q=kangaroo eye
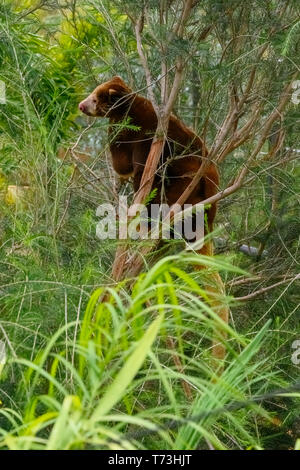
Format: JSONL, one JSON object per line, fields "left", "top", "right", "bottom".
{"left": 93, "top": 99, "right": 97, "bottom": 103}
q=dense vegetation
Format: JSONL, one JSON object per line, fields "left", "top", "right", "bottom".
{"left": 0, "top": 0, "right": 299, "bottom": 450}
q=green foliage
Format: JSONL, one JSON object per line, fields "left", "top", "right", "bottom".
{"left": 1, "top": 252, "right": 294, "bottom": 450}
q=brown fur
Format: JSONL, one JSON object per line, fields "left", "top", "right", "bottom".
{"left": 79, "top": 76, "right": 219, "bottom": 232}
{"left": 80, "top": 77, "right": 227, "bottom": 363}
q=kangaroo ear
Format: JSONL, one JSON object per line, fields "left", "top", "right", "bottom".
{"left": 108, "top": 88, "right": 123, "bottom": 104}
{"left": 109, "top": 76, "right": 132, "bottom": 95}
{"left": 108, "top": 84, "right": 130, "bottom": 105}
{"left": 108, "top": 88, "right": 119, "bottom": 96}
{"left": 108, "top": 87, "right": 126, "bottom": 106}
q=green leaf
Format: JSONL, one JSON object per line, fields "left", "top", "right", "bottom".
{"left": 91, "top": 313, "right": 164, "bottom": 419}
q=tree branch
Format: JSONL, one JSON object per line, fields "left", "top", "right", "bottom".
{"left": 235, "top": 274, "right": 299, "bottom": 301}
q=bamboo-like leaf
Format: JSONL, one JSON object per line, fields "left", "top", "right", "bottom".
{"left": 91, "top": 313, "right": 164, "bottom": 419}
